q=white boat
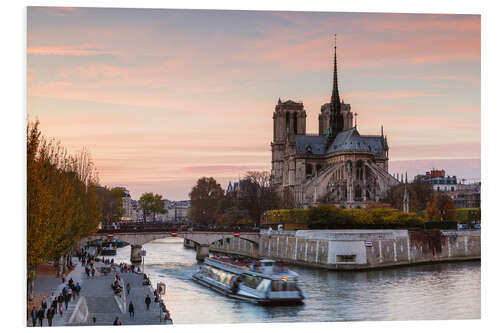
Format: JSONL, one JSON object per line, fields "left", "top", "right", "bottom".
{"left": 192, "top": 257, "right": 304, "bottom": 305}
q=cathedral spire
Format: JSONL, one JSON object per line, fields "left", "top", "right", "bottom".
{"left": 329, "top": 34, "right": 344, "bottom": 139}
{"left": 331, "top": 34, "right": 340, "bottom": 108}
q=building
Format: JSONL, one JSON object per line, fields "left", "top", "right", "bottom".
{"left": 167, "top": 200, "right": 191, "bottom": 222}
{"left": 121, "top": 189, "right": 133, "bottom": 220}
{"left": 271, "top": 37, "right": 398, "bottom": 208}
{"left": 414, "top": 169, "right": 458, "bottom": 199}
{"left": 455, "top": 182, "right": 481, "bottom": 208}
{"left": 226, "top": 181, "right": 240, "bottom": 195}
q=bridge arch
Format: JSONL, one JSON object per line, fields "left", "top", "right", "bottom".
{"left": 83, "top": 231, "right": 260, "bottom": 263}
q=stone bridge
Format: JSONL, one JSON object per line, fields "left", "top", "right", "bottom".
{"left": 83, "top": 231, "right": 260, "bottom": 263}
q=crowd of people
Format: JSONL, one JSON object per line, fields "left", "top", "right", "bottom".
{"left": 29, "top": 246, "right": 173, "bottom": 327}
{"left": 29, "top": 277, "right": 82, "bottom": 327}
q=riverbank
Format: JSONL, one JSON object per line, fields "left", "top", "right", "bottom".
{"left": 29, "top": 256, "right": 172, "bottom": 326}
{"left": 208, "top": 229, "right": 480, "bottom": 270}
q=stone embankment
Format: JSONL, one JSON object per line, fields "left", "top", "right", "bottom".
{"left": 208, "top": 229, "right": 480, "bottom": 270}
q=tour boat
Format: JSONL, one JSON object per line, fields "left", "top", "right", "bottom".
{"left": 192, "top": 256, "right": 304, "bottom": 305}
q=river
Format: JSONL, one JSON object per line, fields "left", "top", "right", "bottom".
{"left": 112, "top": 238, "right": 480, "bottom": 324}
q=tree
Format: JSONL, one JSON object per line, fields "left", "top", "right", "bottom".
{"left": 238, "top": 171, "right": 279, "bottom": 227}
{"left": 27, "top": 120, "right": 101, "bottom": 298}
{"left": 138, "top": 192, "right": 166, "bottom": 223}
{"left": 189, "top": 177, "right": 224, "bottom": 226}
{"left": 425, "top": 192, "right": 457, "bottom": 221}
{"left": 96, "top": 186, "right": 126, "bottom": 224}
{"left": 382, "top": 181, "right": 433, "bottom": 212}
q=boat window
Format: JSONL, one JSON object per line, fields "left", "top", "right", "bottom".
{"left": 201, "top": 265, "right": 236, "bottom": 286}
{"left": 256, "top": 279, "right": 271, "bottom": 293}
{"left": 270, "top": 279, "right": 298, "bottom": 292}
{"left": 240, "top": 274, "right": 263, "bottom": 289}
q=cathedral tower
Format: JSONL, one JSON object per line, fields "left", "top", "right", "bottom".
{"left": 271, "top": 98, "right": 306, "bottom": 186}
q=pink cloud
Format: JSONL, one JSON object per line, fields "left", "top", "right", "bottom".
{"left": 27, "top": 45, "right": 118, "bottom": 56}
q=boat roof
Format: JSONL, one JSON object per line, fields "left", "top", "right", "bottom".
{"left": 204, "top": 258, "right": 298, "bottom": 279}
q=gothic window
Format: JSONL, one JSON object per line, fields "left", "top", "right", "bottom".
{"left": 286, "top": 112, "right": 290, "bottom": 133}
{"left": 306, "top": 164, "right": 313, "bottom": 176}
{"left": 356, "top": 160, "right": 363, "bottom": 180}
{"left": 293, "top": 112, "right": 298, "bottom": 134}
{"left": 316, "top": 164, "right": 322, "bottom": 174}
{"left": 346, "top": 160, "right": 353, "bottom": 177}
{"left": 355, "top": 185, "right": 362, "bottom": 201}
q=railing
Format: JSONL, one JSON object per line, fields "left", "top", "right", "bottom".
{"left": 97, "top": 223, "right": 260, "bottom": 234}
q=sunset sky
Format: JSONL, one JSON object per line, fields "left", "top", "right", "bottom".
{"left": 27, "top": 7, "right": 481, "bottom": 200}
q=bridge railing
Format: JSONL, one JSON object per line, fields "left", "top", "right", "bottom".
{"left": 97, "top": 223, "right": 260, "bottom": 234}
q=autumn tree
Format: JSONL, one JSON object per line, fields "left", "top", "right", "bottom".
{"left": 238, "top": 171, "right": 279, "bottom": 227}
{"left": 189, "top": 177, "right": 224, "bottom": 226}
{"left": 138, "top": 192, "right": 166, "bottom": 223}
{"left": 27, "top": 120, "right": 101, "bottom": 298}
{"left": 425, "top": 192, "right": 457, "bottom": 221}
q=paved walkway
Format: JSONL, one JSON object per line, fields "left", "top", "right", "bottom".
{"left": 31, "top": 256, "right": 168, "bottom": 326}
{"left": 29, "top": 257, "right": 85, "bottom": 327}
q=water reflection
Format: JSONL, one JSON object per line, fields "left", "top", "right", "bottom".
{"left": 112, "top": 239, "right": 480, "bottom": 324}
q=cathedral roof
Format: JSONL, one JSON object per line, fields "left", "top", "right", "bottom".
{"left": 295, "top": 128, "right": 385, "bottom": 157}
{"left": 326, "top": 127, "right": 384, "bottom": 155}
{"left": 295, "top": 135, "right": 328, "bottom": 155}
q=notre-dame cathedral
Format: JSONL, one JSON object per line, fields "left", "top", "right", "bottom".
{"left": 271, "top": 38, "right": 399, "bottom": 208}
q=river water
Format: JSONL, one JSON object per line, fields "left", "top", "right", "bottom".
{"left": 113, "top": 238, "right": 480, "bottom": 324}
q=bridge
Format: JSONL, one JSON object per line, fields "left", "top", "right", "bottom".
{"left": 83, "top": 227, "right": 260, "bottom": 262}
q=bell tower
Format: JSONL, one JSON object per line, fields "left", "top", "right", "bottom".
{"left": 271, "top": 98, "right": 306, "bottom": 186}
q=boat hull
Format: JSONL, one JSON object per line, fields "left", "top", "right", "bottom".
{"left": 192, "top": 274, "right": 303, "bottom": 306}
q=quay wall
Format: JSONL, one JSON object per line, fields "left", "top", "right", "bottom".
{"left": 209, "top": 229, "right": 480, "bottom": 270}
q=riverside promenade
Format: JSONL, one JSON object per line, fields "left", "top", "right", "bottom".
{"left": 30, "top": 257, "right": 169, "bottom": 326}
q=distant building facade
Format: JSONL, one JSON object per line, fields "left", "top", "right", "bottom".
{"left": 414, "top": 169, "right": 458, "bottom": 199}
{"left": 271, "top": 38, "right": 398, "bottom": 208}
{"left": 455, "top": 182, "right": 481, "bottom": 208}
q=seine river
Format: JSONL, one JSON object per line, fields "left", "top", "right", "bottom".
{"left": 113, "top": 238, "right": 480, "bottom": 324}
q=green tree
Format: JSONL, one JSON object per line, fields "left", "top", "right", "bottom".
{"left": 96, "top": 186, "right": 126, "bottom": 223}
{"left": 189, "top": 177, "right": 224, "bottom": 226}
{"left": 138, "top": 192, "right": 166, "bottom": 223}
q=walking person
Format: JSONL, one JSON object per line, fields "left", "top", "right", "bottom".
{"left": 91, "top": 267, "right": 95, "bottom": 278}
{"left": 58, "top": 303, "right": 63, "bottom": 317}
{"left": 126, "top": 283, "right": 131, "bottom": 295}
{"left": 145, "top": 294, "right": 151, "bottom": 310}
{"left": 64, "top": 293, "right": 70, "bottom": 310}
{"left": 92, "top": 314, "right": 96, "bottom": 323}
{"left": 41, "top": 297, "right": 47, "bottom": 313}
{"left": 128, "top": 302, "right": 134, "bottom": 317}
{"left": 47, "top": 307, "right": 54, "bottom": 327}
{"left": 30, "top": 308, "right": 37, "bottom": 327}
{"left": 75, "top": 282, "right": 81, "bottom": 299}
{"left": 37, "top": 308, "right": 45, "bottom": 327}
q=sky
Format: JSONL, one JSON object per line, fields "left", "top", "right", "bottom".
{"left": 27, "top": 7, "right": 481, "bottom": 200}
